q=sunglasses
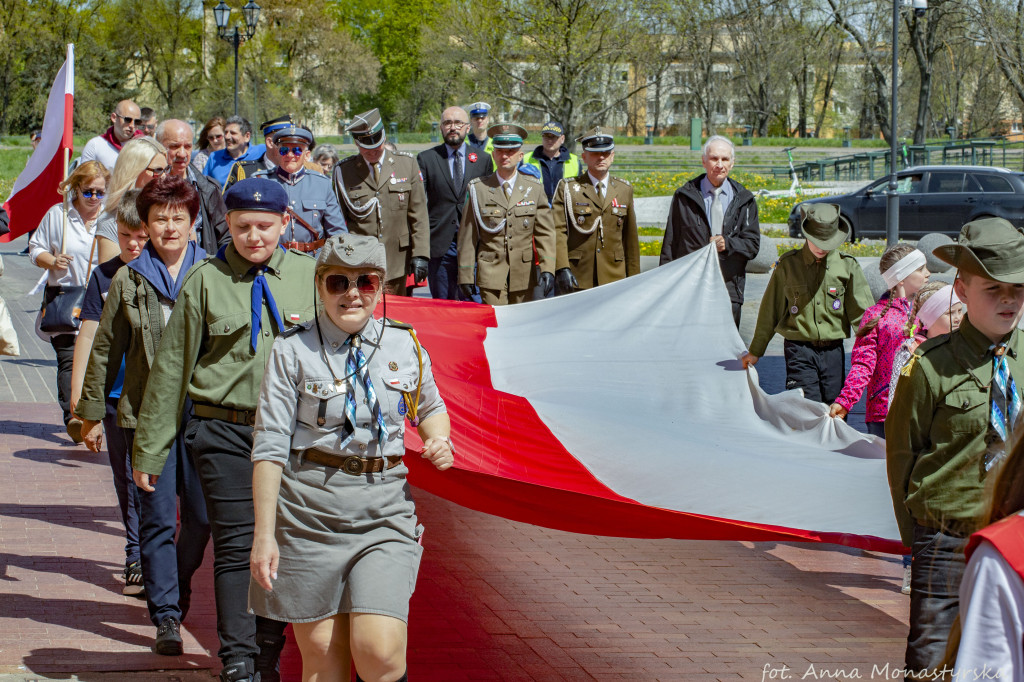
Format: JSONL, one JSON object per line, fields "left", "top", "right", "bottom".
{"left": 80, "top": 190, "right": 106, "bottom": 199}
{"left": 146, "top": 165, "right": 170, "bottom": 175}
{"left": 324, "top": 273, "right": 381, "bottom": 295}
{"left": 278, "top": 146, "right": 306, "bottom": 157}
{"left": 114, "top": 113, "right": 142, "bottom": 126}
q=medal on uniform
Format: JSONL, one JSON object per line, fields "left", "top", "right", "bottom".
{"left": 578, "top": 215, "right": 585, "bottom": 225}
{"left": 524, "top": 218, "right": 530, "bottom": 228}
{"left": 832, "top": 299, "right": 841, "bottom": 310}
{"left": 388, "top": 361, "right": 398, "bottom": 371}
{"left": 573, "top": 183, "right": 580, "bottom": 192}
{"left": 790, "top": 305, "right": 798, "bottom": 314}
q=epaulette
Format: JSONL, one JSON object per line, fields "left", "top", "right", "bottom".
{"left": 837, "top": 251, "right": 860, "bottom": 260}
{"left": 916, "top": 334, "right": 951, "bottom": 356}
{"left": 281, "top": 321, "right": 311, "bottom": 336}
{"left": 777, "top": 247, "right": 802, "bottom": 263}
{"left": 612, "top": 176, "right": 631, "bottom": 187}
{"left": 340, "top": 154, "right": 359, "bottom": 164}
{"left": 385, "top": 318, "right": 414, "bottom": 330}
{"left": 468, "top": 177, "right": 482, "bottom": 185}
{"left": 250, "top": 169, "right": 270, "bottom": 178}
{"left": 284, "top": 248, "right": 317, "bottom": 260}
{"left": 394, "top": 151, "right": 415, "bottom": 159}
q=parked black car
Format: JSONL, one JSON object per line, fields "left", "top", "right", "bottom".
{"left": 788, "top": 166, "right": 1024, "bottom": 240}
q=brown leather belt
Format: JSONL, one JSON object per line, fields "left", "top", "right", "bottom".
{"left": 302, "top": 449, "right": 403, "bottom": 476}
{"left": 281, "top": 239, "right": 325, "bottom": 253}
{"left": 193, "top": 403, "right": 257, "bottom": 426}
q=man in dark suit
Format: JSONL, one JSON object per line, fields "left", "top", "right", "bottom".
{"left": 417, "top": 105, "right": 494, "bottom": 300}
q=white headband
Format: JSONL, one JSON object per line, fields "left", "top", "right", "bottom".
{"left": 917, "top": 285, "right": 960, "bottom": 330}
{"left": 882, "top": 250, "right": 927, "bottom": 289}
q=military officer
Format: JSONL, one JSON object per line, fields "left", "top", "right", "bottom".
{"left": 552, "top": 127, "right": 640, "bottom": 294}
{"left": 457, "top": 123, "right": 556, "bottom": 305}
{"left": 466, "top": 102, "right": 494, "bottom": 156}
{"left": 251, "top": 126, "right": 347, "bottom": 252}
{"left": 332, "top": 108, "right": 429, "bottom": 295}
{"left": 223, "top": 115, "right": 293, "bottom": 191}
{"left": 131, "top": 178, "right": 318, "bottom": 682}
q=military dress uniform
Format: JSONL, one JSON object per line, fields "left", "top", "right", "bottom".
{"left": 132, "top": 179, "right": 316, "bottom": 682}
{"left": 886, "top": 218, "right": 1024, "bottom": 678}
{"left": 333, "top": 109, "right": 429, "bottom": 294}
{"left": 748, "top": 204, "right": 874, "bottom": 405}
{"left": 457, "top": 124, "right": 557, "bottom": 305}
{"left": 224, "top": 115, "right": 324, "bottom": 192}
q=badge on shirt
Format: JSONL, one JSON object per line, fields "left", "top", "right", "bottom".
{"left": 389, "top": 361, "right": 398, "bottom": 371}
{"left": 832, "top": 299, "right": 841, "bottom": 310}
{"left": 790, "top": 305, "right": 799, "bottom": 314}
{"left": 288, "top": 313, "right": 302, "bottom": 322}
{"left": 468, "top": 152, "right": 478, "bottom": 163}
{"left": 398, "top": 396, "right": 407, "bottom": 416}
{"left": 828, "top": 287, "right": 837, "bottom": 295}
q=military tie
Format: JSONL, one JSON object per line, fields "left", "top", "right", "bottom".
{"left": 597, "top": 181, "right": 605, "bottom": 198}
{"left": 346, "top": 334, "right": 389, "bottom": 449}
{"left": 710, "top": 185, "right": 725, "bottom": 236}
{"left": 452, "top": 150, "right": 462, "bottom": 188}
{"left": 372, "top": 162, "right": 381, "bottom": 183}
{"left": 987, "top": 343, "right": 1021, "bottom": 471}
{"left": 503, "top": 180, "right": 512, "bottom": 199}
{"left": 248, "top": 266, "right": 283, "bottom": 352}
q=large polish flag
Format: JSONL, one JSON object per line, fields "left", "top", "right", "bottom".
{"left": 388, "top": 245, "right": 905, "bottom": 554}
{"left": 1, "top": 44, "right": 74, "bottom": 243}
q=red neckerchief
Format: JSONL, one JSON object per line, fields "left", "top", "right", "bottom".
{"left": 100, "top": 126, "right": 125, "bottom": 151}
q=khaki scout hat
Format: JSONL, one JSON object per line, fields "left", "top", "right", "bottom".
{"left": 346, "top": 109, "right": 386, "bottom": 149}
{"left": 487, "top": 123, "right": 527, "bottom": 149}
{"left": 800, "top": 203, "right": 850, "bottom": 252}
{"left": 316, "top": 234, "right": 387, "bottom": 274}
{"left": 933, "top": 217, "right": 1024, "bottom": 284}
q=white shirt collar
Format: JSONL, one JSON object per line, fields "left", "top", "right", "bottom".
{"left": 588, "top": 172, "right": 608, "bottom": 191}
{"left": 497, "top": 170, "right": 518, "bottom": 191}
{"left": 365, "top": 150, "right": 387, "bottom": 175}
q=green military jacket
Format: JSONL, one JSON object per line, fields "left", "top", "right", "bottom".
{"left": 885, "top": 316, "right": 1024, "bottom": 545}
{"left": 77, "top": 267, "right": 174, "bottom": 428}
{"left": 748, "top": 244, "right": 874, "bottom": 357}
{"left": 131, "top": 244, "right": 316, "bottom": 475}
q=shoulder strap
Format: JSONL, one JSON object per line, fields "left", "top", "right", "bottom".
{"left": 967, "top": 512, "right": 1024, "bottom": 583}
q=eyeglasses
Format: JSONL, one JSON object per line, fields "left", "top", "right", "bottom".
{"left": 324, "top": 273, "right": 381, "bottom": 295}
{"left": 441, "top": 120, "right": 467, "bottom": 129}
{"left": 80, "top": 190, "right": 106, "bottom": 199}
{"left": 278, "top": 146, "right": 306, "bottom": 157}
{"left": 114, "top": 113, "right": 142, "bottom": 126}
{"left": 145, "top": 165, "right": 169, "bottom": 175}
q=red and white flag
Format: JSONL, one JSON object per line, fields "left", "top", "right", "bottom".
{"left": 0, "top": 44, "right": 74, "bottom": 243}
{"left": 385, "top": 245, "right": 905, "bottom": 554}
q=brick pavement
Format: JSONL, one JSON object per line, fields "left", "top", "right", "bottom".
{"left": 0, "top": 239, "right": 907, "bottom": 681}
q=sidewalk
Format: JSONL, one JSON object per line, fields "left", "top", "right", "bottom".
{"left": 0, "top": 241, "right": 904, "bottom": 680}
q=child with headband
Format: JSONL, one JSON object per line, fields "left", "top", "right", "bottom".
{"left": 829, "top": 244, "right": 930, "bottom": 437}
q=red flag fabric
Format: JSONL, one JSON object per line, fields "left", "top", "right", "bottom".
{"left": 1, "top": 44, "right": 74, "bottom": 243}
{"left": 383, "top": 246, "right": 906, "bottom": 554}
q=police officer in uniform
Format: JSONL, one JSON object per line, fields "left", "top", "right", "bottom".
{"left": 332, "top": 108, "right": 429, "bottom": 295}
{"left": 457, "top": 123, "right": 556, "bottom": 305}
{"left": 466, "top": 101, "right": 494, "bottom": 155}
{"left": 131, "top": 178, "right": 319, "bottom": 682}
{"left": 223, "top": 115, "right": 294, "bottom": 191}
{"left": 252, "top": 126, "right": 347, "bottom": 252}
{"left": 551, "top": 127, "right": 640, "bottom": 294}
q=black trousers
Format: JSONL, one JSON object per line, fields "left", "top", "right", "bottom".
{"left": 783, "top": 339, "right": 845, "bottom": 405}
{"left": 49, "top": 334, "right": 76, "bottom": 426}
{"left": 184, "top": 417, "right": 285, "bottom": 664}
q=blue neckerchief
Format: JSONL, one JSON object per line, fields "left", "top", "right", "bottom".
{"left": 127, "top": 240, "right": 206, "bottom": 302}
{"left": 216, "top": 245, "right": 285, "bottom": 351}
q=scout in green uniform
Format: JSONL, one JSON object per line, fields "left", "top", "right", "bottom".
{"left": 886, "top": 218, "right": 1024, "bottom": 679}
{"left": 551, "top": 127, "right": 640, "bottom": 294}
{"left": 742, "top": 203, "right": 874, "bottom": 404}
{"left": 131, "top": 178, "right": 316, "bottom": 682}
{"left": 333, "top": 108, "right": 429, "bottom": 295}
{"left": 457, "top": 123, "right": 557, "bottom": 304}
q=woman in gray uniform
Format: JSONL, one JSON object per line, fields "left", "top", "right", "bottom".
{"left": 249, "top": 233, "right": 454, "bottom": 682}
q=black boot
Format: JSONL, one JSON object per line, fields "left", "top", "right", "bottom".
{"left": 220, "top": 658, "right": 257, "bottom": 682}
{"left": 254, "top": 630, "right": 286, "bottom": 682}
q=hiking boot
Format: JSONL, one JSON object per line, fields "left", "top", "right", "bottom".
{"left": 122, "top": 561, "right": 144, "bottom": 597}
{"left": 220, "top": 658, "right": 257, "bottom": 682}
{"left": 154, "top": 616, "right": 183, "bottom": 655}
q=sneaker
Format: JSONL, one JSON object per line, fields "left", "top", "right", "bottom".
{"left": 66, "top": 418, "right": 84, "bottom": 444}
{"left": 154, "top": 616, "right": 184, "bottom": 655}
{"left": 122, "top": 561, "right": 145, "bottom": 597}
{"left": 902, "top": 565, "right": 912, "bottom": 595}
{"left": 220, "top": 659, "right": 256, "bottom": 682}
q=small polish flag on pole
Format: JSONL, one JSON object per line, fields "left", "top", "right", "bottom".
{"left": 0, "top": 44, "right": 75, "bottom": 243}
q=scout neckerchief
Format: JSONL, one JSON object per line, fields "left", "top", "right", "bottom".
{"left": 216, "top": 244, "right": 284, "bottom": 352}
{"left": 987, "top": 342, "right": 1021, "bottom": 471}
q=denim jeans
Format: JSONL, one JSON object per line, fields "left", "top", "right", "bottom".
{"left": 905, "top": 524, "right": 968, "bottom": 678}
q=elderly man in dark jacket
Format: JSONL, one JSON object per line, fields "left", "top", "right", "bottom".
{"left": 659, "top": 135, "right": 760, "bottom": 326}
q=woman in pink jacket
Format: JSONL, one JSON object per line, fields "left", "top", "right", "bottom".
{"left": 828, "top": 244, "right": 929, "bottom": 437}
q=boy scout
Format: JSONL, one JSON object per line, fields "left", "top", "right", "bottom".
{"left": 457, "top": 123, "right": 556, "bottom": 304}
{"left": 886, "top": 218, "right": 1024, "bottom": 679}
{"left": 332, "top": 108, "right": 429, "bottom": 294}
{"left": 131, "top": 178, "right": 316, "bottom": 682}
{"left": 551, "top": 127, "right": 640, "bottom": 294}
{"left": 742, "top": 203, "right": 874, "bottom": 404}
{"left": 251, "top": 126, "right": 347, "bottom": 252}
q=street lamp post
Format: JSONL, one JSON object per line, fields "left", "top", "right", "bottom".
{"left": 213, "top": 0, "right": 261, "bottom": 117}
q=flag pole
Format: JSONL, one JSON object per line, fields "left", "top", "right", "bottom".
{"left": 59, "top": 147, "right": 69, "bottom": 255}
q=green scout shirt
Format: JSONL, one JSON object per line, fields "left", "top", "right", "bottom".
{"left": 131, "top": 245, "right": 316, "bottom": 475}
{"left": 748, "top": 244, "right": 874, "bottom": 358}
{"left": 885, "top": 316, "right": 1023, "bottom": 545}
{"left": 77, "top": 268, "right": 172, "bottom": 428}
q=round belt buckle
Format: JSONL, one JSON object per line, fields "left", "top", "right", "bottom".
{"left": 343, "top": 456, "right": 363, "bottom": 475}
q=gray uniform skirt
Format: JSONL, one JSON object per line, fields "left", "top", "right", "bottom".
{"left": 248, "top": 454, "right": 423, "bottom": 623}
